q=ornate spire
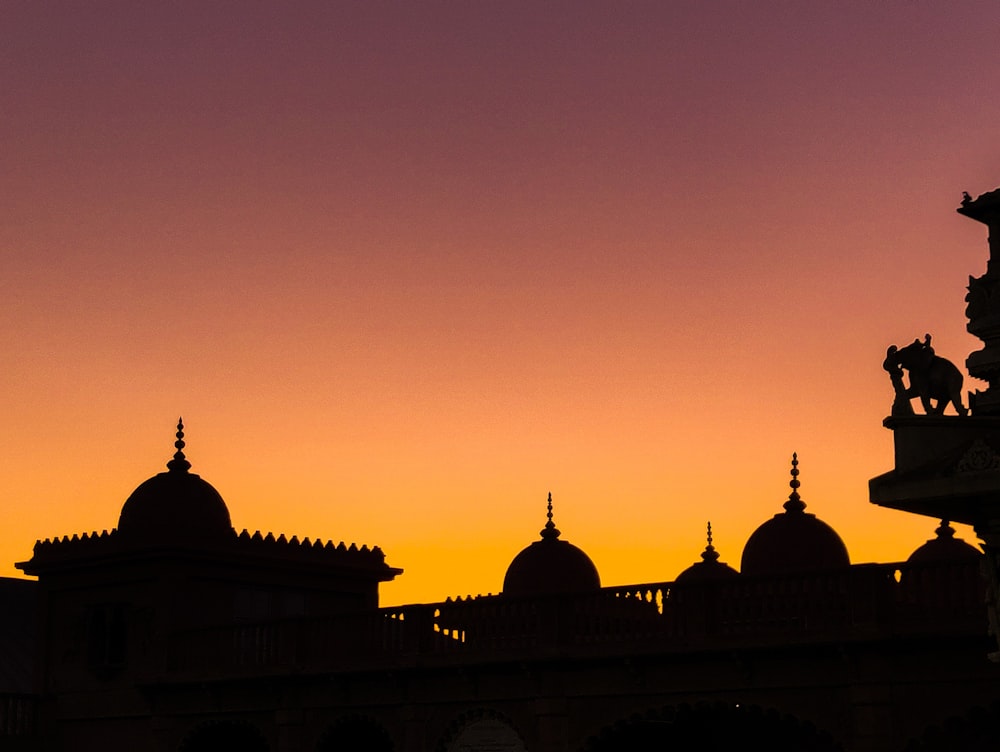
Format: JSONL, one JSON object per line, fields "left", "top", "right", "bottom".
{"left": 783, "top": 452, "right": 806, "bottom": 512}
{"left": 540, "top": 491, "right": 561, "bottom": 540}
{"left": 935, "top": 519, "right": 956, "bottom": 540}
{"left": 166, "top": 417, "right": 191, "bottom": 473}
{"left": 701, "top": 521, "right": 720, "bottom": 563}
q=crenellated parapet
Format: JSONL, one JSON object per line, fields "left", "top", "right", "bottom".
{"left": 230, "top": 528, "right": 393, "bottom": 571}
{"left": 20, "top": 525, "right": 394, "bottom": 576}
{"left": 21, "top": 529, "right": 123, "bottom": 571}
{"left": 37, "top": 529, "right": 117, "bottom": 546}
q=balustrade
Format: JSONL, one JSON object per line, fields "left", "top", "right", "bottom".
{"left": 163, "top": 560, "right": 985, "bottom": 679}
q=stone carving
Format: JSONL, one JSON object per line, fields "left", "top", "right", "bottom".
{"left": 960, "top": 188, "right": 1000, "bottom": 415}
{"left": 956, "top": 439, "right": 1000, "bottom": 473}
{"left": 884, "top": 334, "right": 968, "bottom": 416}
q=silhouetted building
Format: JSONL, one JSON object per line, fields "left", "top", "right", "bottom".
{"left": 502, "top": 492, "right": 601, "bottom": 597}
{"left": 673, "top": 523, "right": 738, "bottom": 584}
{"left": 1, "top": 424, "right": 995, "bottom": 752}
{"left": 871, "top": 186, "right": 1000, "bottom": 659}
{"left": 741, "top": 453, "right": 851, "bottom": 576}
{"left": 7, "top": 192, "right": 1000, "bottom": 751}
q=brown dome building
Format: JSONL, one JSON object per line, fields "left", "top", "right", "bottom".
{"left": 502, "top": 493, "right": 601, "bottom": 596}
{"left": 117, "top": 420, "right": 233, "bottom": 544}
{"left": 675, "top": 522, "right": 739, "bottom": 583}
{"left": 907, "top": 520, "right": 982, "bottom": 565}
{"left": 740, "top": 454, "right": 850, "bottom": 576}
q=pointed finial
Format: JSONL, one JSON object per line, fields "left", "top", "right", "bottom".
{"left": 783, "top": 452, "right": 806, "bottom": 512}
{"left": 540, "top": 491, "right": 561, "bottom": 539}
{"left": 935, "top": 519, "right": 956, "bottom": 540}
{"left": 701, "top": 521, "right": 720, "bottom": 563}
{"left": 166, "top": 417, "right": 191, "bottom": 472}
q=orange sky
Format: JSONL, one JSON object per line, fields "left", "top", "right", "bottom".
{"left": 3, "top": 2, "right": 999, "bottom": 605}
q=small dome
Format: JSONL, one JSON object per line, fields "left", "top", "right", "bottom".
{"left": 675, "top": 522, "right": 739, "bottom": 583}
{"left": 117, "top": 420, "right": 233, "bottom": 544}
{"left": 502, "top": 493, "right": 600, "bottom": 596}
{"left": 907, "top": 520, "right": 981, "bottom": 564}
{"left": 740, "top": 454, "right": 850, "bottom": 576}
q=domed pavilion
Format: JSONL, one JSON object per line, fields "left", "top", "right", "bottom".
{"left": 907, "top": 520, "right": 981, "bottom": 565}
{"left": 740, "top": 454, "right": 850, "bottom": 576}
{"left": 675, "top": 522, "right": 739, "bottom": 583}
{"left": 116, "top": 420, "right": 233, "bottom": 544}
{"left": 502, "top": 493, "right": 601, "bottom": 596}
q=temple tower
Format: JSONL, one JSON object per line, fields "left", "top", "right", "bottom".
{"left": 961, "top": 189, "right": 1000, "bottom": 414}
{"left": 870, "top": 188, "right": 1000, "bottom": 657}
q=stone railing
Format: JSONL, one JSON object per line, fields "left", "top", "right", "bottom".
{"left": 162, "top": 560, "right": 985, "bottom": 680}
{"left": 0, "top": 693, "right": 37, "bottom": 737}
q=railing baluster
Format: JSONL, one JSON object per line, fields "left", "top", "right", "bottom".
{"left": 160, "top": 560, "right": 985, "bottom": 678}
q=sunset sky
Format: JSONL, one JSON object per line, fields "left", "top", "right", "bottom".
{"left": 3, "top": 2, "right": 1000, "bottom": 605}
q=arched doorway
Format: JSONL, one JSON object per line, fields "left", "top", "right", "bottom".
{"left": 437, "top": 709, "right": 527, "bottom": 752}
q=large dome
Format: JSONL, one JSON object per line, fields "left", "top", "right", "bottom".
{"left": 502, "top": 494, "right": 600, "bottom": 596}
{"left": 117, "top": 421, "right": 233, "bottom": 544}
{"left": 675, "top": 522, "right": 739, "bottom": 583}
{"left": 740, "top": 454, "right": 850, "bottom": 576}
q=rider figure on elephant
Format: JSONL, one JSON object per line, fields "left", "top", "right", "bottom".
{"left": 883, "top": 334, "right": 968, "bottom": 417}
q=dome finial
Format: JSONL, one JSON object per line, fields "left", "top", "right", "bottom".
{"left": 935, "top": 519, "right": 956, "bottom": 539}
{"left": 783, "top": 452, "right": 806, "bottom": 512}
{"left": 540, "top": 491, "right": 561, "bottom": 539}
{"left": 166, "top": 417, "right": 191, "bottom": 473}
{"left": 701, "top": 521, "right": 720, "bottom": 563}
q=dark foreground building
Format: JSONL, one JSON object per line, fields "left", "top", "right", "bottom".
{"left": 6, "top": 192, "right": 1000, "bottom": 751}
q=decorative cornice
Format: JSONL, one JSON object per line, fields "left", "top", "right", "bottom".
{"left": 19, "top": 526, "right": 393, "bottom": 573}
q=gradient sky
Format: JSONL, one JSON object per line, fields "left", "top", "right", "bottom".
{"left": 3, "top": 2, "right": 1000, "bottom": 605}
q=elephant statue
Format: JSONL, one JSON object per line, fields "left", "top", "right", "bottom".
{"left": 884, "top": 334, "right": 968, "bottom": 416}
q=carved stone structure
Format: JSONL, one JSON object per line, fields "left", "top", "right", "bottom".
{"left": 883, "top": 335, "right": 967, "bottom": 416}
{"left": 961, "top": 189, "right": 1000, "bottom": 415}
{"left": 871, "top": 187, "right": 1000, "bottom": 660}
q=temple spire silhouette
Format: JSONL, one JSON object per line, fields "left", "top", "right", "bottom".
{"left": 166, "top": 417, "right": 191, "bottom": 473}
{"left": 540, "top": 491, "right": 561, "bottom": 539}
{"left": 783, "top": 452, "right": 805, "bottom": 513}
{"left": 701, "top": 521, "right": 720, "bottom": 563}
